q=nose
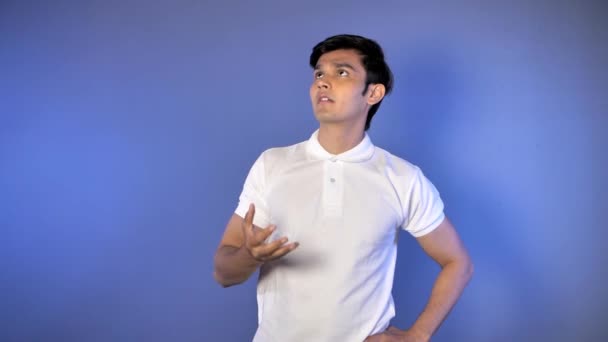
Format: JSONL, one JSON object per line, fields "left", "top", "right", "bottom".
{"left": 315, "top": 77, "right": 330, "bottom": 89}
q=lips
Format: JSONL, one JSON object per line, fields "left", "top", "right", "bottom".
{"left": 316, "top": 93, "right": 334, "bottom": 104}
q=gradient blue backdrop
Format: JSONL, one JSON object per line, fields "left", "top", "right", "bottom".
{"left": 2, "top": 1, "right": 607, "bottom": 341}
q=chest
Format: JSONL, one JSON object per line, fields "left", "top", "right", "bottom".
{"left": 264, "top": 161, "right": 403, "bottom": 253}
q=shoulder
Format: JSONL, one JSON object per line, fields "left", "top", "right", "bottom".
{"left": 372, "top": 146, "right": 421, "bottom": 180}
{"left": 254, "top": 139, "right": 308, "bottom": 175}
{"left": 260, "top": 140, "right": 307, "bottom": 163}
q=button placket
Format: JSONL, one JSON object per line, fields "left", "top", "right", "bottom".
{"left": 323, "top": 158, "right": 343, "bottom": 217}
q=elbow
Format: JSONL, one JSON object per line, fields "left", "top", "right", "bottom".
{"left": 213, "top": 246, "right": 250, "bottom": 288}
{"left": 213, "top": 270, "right": 234, "bottom": 288}
{"left": 213, "top": 251, "right": 234, "bottom": 287}
{"left": 446, "top": 256, "right": 474, "bottom": 282}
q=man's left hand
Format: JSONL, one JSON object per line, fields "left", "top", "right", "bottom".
{"left": 364, "top": 326, "right": 429, "bottom": 342}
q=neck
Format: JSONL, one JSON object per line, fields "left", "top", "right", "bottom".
{"left": 317, "top": 123, "right": 365, "bottom": 154}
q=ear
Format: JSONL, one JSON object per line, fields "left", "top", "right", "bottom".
{"left": 366, "top": 84, "right": 386, "bottom": 106}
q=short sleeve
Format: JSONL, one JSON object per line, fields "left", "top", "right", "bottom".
{"left": 401, "top": 167, "right": 445, "bottom": 237}
{"left": 234, "top": 153, "right": 271, "bottom": 228}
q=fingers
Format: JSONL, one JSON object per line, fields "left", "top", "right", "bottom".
{"left": 241, "top": 203, "right": 299, "bottom": 262}
{"left": 243, "top": 204, "right": 269, "bottom": 244}
{"left": 258, "top": 237, "right": 298, "bottom": 257}
{"left": 254, "top": 224, "right": 276, "bottom": 244}
{"left": 244, "top": 224, "right": 276, "bottom": 249}
{"left": 249, "top": 238, "right": 299, "bottom": 262}
{"left": 268, "top": 242, "right": 299, "bottom": 259}
{"left": 243, "top": 203, "right": 255, "bottom": 233}
{"left": 256, "top": 235, "right": 288, "bottom": 254}
{"left": 243, "top": 206, "right": 276, "bottom": 245}
{"left": 364, "top": 326, "right": 402, "bottom": 342}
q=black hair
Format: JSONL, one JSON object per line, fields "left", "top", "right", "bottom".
{"left": 309, "top": 34, "right": 394, "bottom": 130}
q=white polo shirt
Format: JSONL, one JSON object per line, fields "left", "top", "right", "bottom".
{"left": 235, "top": 130, "right": 445, "bottom": 342}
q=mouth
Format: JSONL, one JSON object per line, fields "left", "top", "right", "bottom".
{"left": 316, "top": 94, "right": 334, "bottom": 104}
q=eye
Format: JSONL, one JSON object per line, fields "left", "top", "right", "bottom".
{"left": 338, "top": 69, "right": 349, "bottom": 77}
{"left": 314, "top": 71, "right": 324, "bottom": 79}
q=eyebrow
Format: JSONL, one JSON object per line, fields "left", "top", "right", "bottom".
{"left": 314, "top": 62, "right": 358, "bottom": 71}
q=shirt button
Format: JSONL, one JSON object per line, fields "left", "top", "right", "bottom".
{"left": 330, "top": 177, "right": 336, "bottom": 183}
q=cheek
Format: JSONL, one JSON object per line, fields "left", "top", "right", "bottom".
{"left": 344, "top": 90, "right": 362, "bottom": 104}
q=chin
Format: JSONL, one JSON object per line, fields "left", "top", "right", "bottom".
{"left": 314, "top": 114, "right": 340, "bottom": 124}
{"left": 314, "top": 109, "right": 337, "bottom": 118}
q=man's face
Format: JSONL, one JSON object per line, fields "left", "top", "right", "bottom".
{"left": 310, "top": 49, "right": 373, "bottom": 128}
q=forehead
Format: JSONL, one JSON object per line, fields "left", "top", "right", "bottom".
{"left": 316, "top": 49, "right": 364, "bottom": 69}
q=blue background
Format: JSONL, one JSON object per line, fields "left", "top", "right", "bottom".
{"left": 2, "top": 1, "right": 607, "bottom": 341}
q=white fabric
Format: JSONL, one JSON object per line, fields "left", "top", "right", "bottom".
{"left": 235, "top": 130, "right": 445, "bottom": 342}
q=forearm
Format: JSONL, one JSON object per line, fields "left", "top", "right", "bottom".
{"left": 213, "top": 245, "right": 262, "bottom": 287}
{"left": 408, "top": 259, "right": 474, "bottom": 340}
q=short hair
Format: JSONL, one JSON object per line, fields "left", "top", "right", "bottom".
{"left": 309, "top": 34, "right": 394, "bottom": 130}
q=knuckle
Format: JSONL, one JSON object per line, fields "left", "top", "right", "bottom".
{"left": 252, "top": 246, "right": 267, "bottom": 257}
{"left": 251, "top": 250, "right": 261, "bottom": 259}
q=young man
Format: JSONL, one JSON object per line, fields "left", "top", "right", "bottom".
{"left": 214, "top": 34, "right": 473, "bottom": 342}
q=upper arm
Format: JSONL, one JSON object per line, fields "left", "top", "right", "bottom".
{"left": 415, "top": 216, "right": 471, "bottom": 267}
{"left": 218, "top": 151, "right": 269, "bottom": 251}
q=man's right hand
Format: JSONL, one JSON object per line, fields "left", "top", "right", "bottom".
{"left": 241, "top": 203, "right": 299, "bottom": 263}
{"left": 213, "top": 203, "right": 299, "bottom": 286}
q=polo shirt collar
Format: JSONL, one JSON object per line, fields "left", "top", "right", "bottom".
{"left": 306, "top": 129, "right": 375, "bottom": 162}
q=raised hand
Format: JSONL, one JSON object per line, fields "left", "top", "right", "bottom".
{"left": 241, "top": 203, "right": 298, "bottom": 262}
